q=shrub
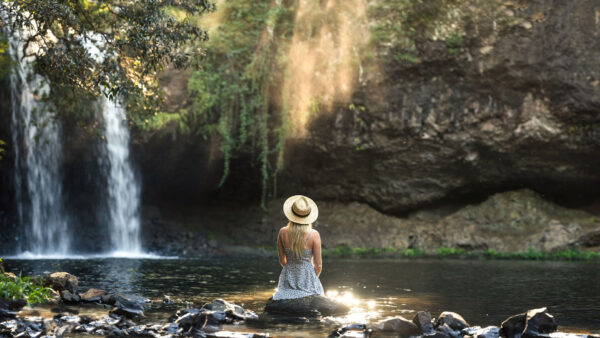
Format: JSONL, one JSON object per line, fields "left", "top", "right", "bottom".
{"left": 0, "top": 259, "right": 53, "bottom": 305}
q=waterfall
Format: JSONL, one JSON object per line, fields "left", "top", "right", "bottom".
{"left": 6, "top": 25, "right": 71, "bottom": 256}
{"left": 100, "top": 97, "right": 142, "bottom": 255}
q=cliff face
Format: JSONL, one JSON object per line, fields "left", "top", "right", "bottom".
{"left": 271, "top": 0, "right": 600, "bottom": 213}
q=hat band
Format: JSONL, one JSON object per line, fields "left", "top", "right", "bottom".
{"left": 292, "top": 207, "right": 311, "bottom": 218}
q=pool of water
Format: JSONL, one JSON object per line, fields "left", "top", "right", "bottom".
{"left": 3, "top": 258, "right": 599, "bottom": 336}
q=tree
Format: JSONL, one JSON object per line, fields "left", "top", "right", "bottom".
{"left": 0, "top": 0, "right": 214, "bottom": 112}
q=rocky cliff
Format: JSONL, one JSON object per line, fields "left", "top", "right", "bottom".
{"left": 273, "top": 0, "right": 600, "bottom": 214}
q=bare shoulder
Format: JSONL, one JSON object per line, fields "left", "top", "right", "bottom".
{"left": 311, "top": 228, "right": 321, "bottom": 240}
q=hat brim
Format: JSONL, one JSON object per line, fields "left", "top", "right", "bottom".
{"left": 283, "top": 195, "right": 319, "bottom": 225}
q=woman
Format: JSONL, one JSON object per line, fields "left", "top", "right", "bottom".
{"left": 272, "top": 195, "right": 324, "bottom": 300}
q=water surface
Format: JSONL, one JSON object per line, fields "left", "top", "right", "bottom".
{"left": 4, "top": 258, "right": 599, "bottom": 336}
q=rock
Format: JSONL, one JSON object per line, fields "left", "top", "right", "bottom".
{"left": 463, "top": 326, "right": 500, "bottom": 338}
{"left": 79, "top": 288, "right": 107, "bottom": 303}
{"left": 501, "top": 308, "right": 557, "bottom": 338}
{"left": 329, "top": 324, "right": 371, "bottom": 338}
{"left": 437, "top": 323, "right": 462, "bottom": 338}
{"left": 43, "top": 272, "right": 78, "bottom": 293}
{"left": 202, "top": 299, "right": 258, "bottom": 321}
{"left": 0, "top": 300, "right": 18, "bottom": 320}
{"left": 523, "top": 307, "right": 558, "bottom": 337}
{"left": 60, "top": 290, "right": 81, "bottom": 303}
{"left": 412, "top": 311, "right": 434, "bottom": 334}
{"left": 436, "top": 311, "right": 469, "bottom": 331}
{"left": 501, "top": 313, "right": 527, "bottom": 337}
{"left": 264, "top": 295, "right": 350, "bottom": 316}
{"left": 2, "top": 272, "right": 17, "bottom": 281}
{"left": 371, "top": 316, "right": 421, "bottom": 337}
{"left": 109, "top": 294, "right": 147, "bottom": 318}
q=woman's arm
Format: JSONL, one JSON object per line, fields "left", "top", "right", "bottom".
{"left": 312, "top": 230, "right": 322, "bottom": 277}
{"left": 277, "top": 228, "right": 287, "bottom": 267}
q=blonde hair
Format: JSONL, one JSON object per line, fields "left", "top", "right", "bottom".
{"left": 287, "top": 221, "right": 312, "bottom": 258}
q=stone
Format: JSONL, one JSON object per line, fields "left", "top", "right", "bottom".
{"left": 371, "top": 317, "right": 421, "bottom": 337}
{"left": 436, "top": 311, "right": 469, "bottom": 331}
{"left": 328, "top": 324, "right": 370, "bottom": 338}
{"left": 2, "top": 272, "right": 17, "bottom": 281}
{"left": 437, "top": 323, "right": 462, "bottom": 338}
{"left": 109, "top": 294, "right": 147, "bottom": 318}
{"left": 79, "top": 288, "right": 107, "bottom": 303}
{"left": 43, "top": 272, "right": 78, "bottom": 293}
{"left": 413, "top": 311, "right": 434, "bottom": 334}
{"left": 463, "top": 326, "right": 500, "bottom": 338}
{"left": 60, "top": 290, "right": 81, "bottom": 303}
{"left": 0, "top": 300, "right": 18, "bottom": 321}
{"left": 264, "top": 295, "right": 350, "bottom": 316}
{"left": 523, "top": 307, "right": 558, "bottom": 337}
{"left": 501, "top": 313, "right": 526, "bottom": 337}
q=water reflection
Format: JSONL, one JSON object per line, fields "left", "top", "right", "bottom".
{"left": 3, "top": 258, "right": 600, "bottom": 335}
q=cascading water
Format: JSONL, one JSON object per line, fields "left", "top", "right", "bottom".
{"left": 99, "top": 97, "right": 142, "bottom": 255}
{"left": 80, "top": 34, "right": 144, "bottom": 255}
{"left": 6, "top": 24, "right": 71, "bottom": 256}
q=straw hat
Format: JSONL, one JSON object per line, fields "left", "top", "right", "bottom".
{"left": 283, "top": 195, "right": 319, "bottom": 225}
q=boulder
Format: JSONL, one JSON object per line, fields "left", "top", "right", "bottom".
{"left": 43, "top": 272, "right": 78, "bottom": 293}
{"left": 412, "top": 311, "right": 434, "bottom": 334}
{"left": 371, "top": 317, "right": 421, "bottom": 337}
{"left": 523, "top": 307, "right": 558, "bottom": 337}
{"left": 436, "top": 311, "right": 469, "bottom": 331}
{"left": 109, "top": 294, "right": 148, "bottom": 318}
{"left": 79, "top": 289, "right": 107, "bottom": 303}
{"left": 2, "top": 272, "right": 17, "bottom": 281}
{"left": 500, "top": 313, "right": 526, "bottom": 337}
{"left": 60, "top": 290, "right": 81, "bottom": 303}
{"left": 501, "top": 308, "right": 558, "bottom": 338}
{"left": 264, "top": 295, "right": 350, "bottom": 317}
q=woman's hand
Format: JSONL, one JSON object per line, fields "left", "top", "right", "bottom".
{"left": 312, "top": 230, "right": 322, "bottom": 277}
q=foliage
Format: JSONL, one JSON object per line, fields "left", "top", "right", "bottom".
{"left": 0, "top": 37, "right": 13, "bottom": 78}
{"left": 0, "top": 0, "right": 214, "bottom": 117}
{"left": 321, "top": 245, "right": 600, "bottom": 261}
{"left": 184, "top": 0, "right": 294, "bottom": 207}
{"left": 0, "top": 266, "right": 53, "bottom": 305}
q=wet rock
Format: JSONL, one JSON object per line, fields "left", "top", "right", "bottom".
{"left": 523, "top": 307, "right": 558, "bottom": 337}
{"left": 60, "top": 290, "right": 81, "bottom": 303}
{"left": 437, "top": 323, "right": 462, "bottom": 338}
{"left": 79, "top": 288, "right": 107, "bottom": 303}
{"left": 413, "top": 311, "right": 434, "bottom": 334}
{"left": 463, "top": 326, "right": 500, "bottom": 338}
{"left": 43, "top": 272, "right": 78, "bottom": 293}
{"left": 501, "top": 308, "right": 558, "bottom": 338}
{"left": 264, "top": 295, "right": 350, "bottom": 316}
{"left": 501, "top": 312, "right": 526, "bottom": 337}
{"left": 109, "top": 294, "right": 148, "bottom": 318}
{"left": 371, "top": 316, "right": 421, "bottom": 336}
{"left": 328, "top": 323, "right": 371, "bottom": 338}
{"left": 203, "top": 298, "right": 258, "bottom": 320}
{"left": 436, "top": 311, "right": 469, "bottom": 331}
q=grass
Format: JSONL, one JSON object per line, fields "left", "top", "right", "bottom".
{"left": 321, "top": 245, "right": 600, "bottom": 261}
{"left": 0, "top": 258, "right": 54, "bottom": 305}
